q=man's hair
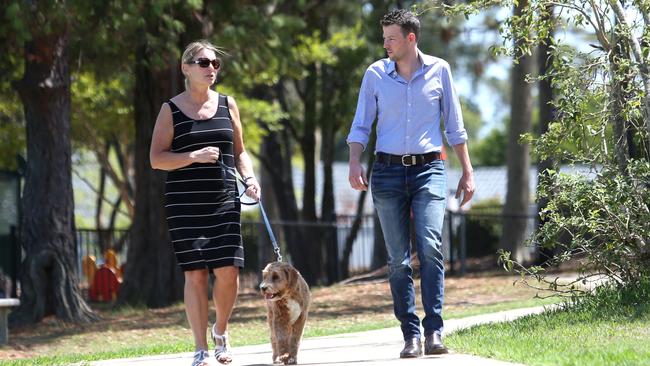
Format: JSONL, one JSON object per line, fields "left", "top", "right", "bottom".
{"left": 380, "top": 9, "right": 420, "bottom": 40}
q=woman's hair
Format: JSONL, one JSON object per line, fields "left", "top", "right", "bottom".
{"left": 181, "top": 40, "right": 227, "bottom": 89}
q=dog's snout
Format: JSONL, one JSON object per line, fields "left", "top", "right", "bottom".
{"left": 259, "top": 283, "right": 268, "bottom": 291}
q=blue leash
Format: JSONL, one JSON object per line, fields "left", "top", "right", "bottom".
{"left": 216, "top": 161, "right": 282, "bottom": 262}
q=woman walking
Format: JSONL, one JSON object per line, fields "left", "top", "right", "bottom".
{"left": 150, "top": 40, "right": 260, "bottom": 366}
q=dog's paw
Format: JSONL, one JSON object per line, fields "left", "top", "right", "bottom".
{"left": 278, "top": 354, "right": 297, "bottom": 365}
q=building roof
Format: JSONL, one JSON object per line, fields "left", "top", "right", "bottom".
{"left": 293, "top": 162, "right": 599, "bottom": 216}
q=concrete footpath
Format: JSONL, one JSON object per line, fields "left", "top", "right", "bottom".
{"left": 92, "top": 306, "right": 551, "bottom": 366}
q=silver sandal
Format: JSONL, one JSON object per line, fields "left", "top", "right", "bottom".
{"left": 191, "top": 349, "right": 209, "bottom": 366}
{"left": 211, "top": 324, "right": 232, "bottom": 364}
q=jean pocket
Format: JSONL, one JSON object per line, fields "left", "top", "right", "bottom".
{"left": 424, "top": 159, "right": 444, "bottom": 171}
{"left": 372, "top": 161, "right": 389, "bottom": 173}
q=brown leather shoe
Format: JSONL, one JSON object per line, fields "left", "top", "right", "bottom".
{"left": 424, "top": 333, "right": 448, "bottom": 355}
{"left": 399, "top": 337, "right": 422, "bottom": 358}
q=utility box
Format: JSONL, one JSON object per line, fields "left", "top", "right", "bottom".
{"left": 0, "top": 171, "right": 20, "bottom": 298}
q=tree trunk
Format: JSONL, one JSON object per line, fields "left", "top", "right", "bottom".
{"left": 608, "top": 0, "right": 650, "bottom": 147}
{"left": 259, "top": 126, "right": 318, "bottom": 284}
{"left": 96, "top": 151, "right": 107, "bottom": 230}
{"left": 117, "top": 42, "right": 183, "bottom": 307}
{"left": 501, "top": 0, "right": 534, "bottom": 263}
{"left": 609, "top": 25, "right": 631, "bottom": 174}
{"left": 320, "top": 64, "right": 339, "bottom": 284}
{"left": 301, "top": 65, "right": 318, "bottom": 222}
{"left": 95, "top": 143, "right": 135, "bottom": 218}
{"left": 253, "top": 84, "right": 319, "bottom": 285}
{"left": 535, "top": 4, "right": 556, "bottom": 266}
{"left": 12, "top": 30, "right": 96, "bottom": 324}
{"left": 298, "top": 64, "right": 326, "bottom": 283}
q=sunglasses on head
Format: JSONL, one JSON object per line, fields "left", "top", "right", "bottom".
{"left": 187, "top": 57, "right": 221, "bottom": 69}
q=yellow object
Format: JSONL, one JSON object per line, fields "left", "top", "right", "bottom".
{"left": 104, "top": 249, "right": 118, "bottom": 270}
{"left": 81, "top": 255, "right": 97, "bottom": 285}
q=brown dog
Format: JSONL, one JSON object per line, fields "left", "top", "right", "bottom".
{"left": 260, "top": 261, "right": 311, "bottom": 365}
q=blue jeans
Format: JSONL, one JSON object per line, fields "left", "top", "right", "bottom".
{"left": 371, "top": 159, "right": 446, "bottom": 340}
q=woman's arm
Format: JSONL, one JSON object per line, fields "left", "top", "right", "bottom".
{"left": 149, "top": 103, "right": 220, "bottom": 170}
{"left": 229, "top": 96, "right": 260, "bottom": 200}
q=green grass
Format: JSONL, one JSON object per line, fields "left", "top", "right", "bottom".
{"left": 0, "top": 297, "right": 556, "bottom": 366}
{"left": 447, "top": 282, "right": 650, "bottom": 366}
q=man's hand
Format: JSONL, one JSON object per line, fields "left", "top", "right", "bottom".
{"left": 455, "top": 171, "right": 475, "bottom": 208}
{"left": 451, "top": 143, "right": 475, "bottom": 208}
{"left": 349, "top": 161, "right": 368, "bottom": 191}
{"left": 348, "top": 142, "right": 368, "bottom": 191}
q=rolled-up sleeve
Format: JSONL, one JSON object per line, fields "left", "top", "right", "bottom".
{"left": 440, "top": 63, "right": 467, "bottom": 146}
{"left": 346, "top": 69, "right": 377, "bottom": 151}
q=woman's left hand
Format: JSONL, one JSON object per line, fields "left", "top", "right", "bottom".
{"left": 244, "top": 177, "right": 261, "bottom": 201}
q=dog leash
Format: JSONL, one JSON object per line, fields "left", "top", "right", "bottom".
{"left": 216, "top": 160, "right": 283, "bottom": 262}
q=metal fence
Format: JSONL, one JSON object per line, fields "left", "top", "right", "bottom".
{"left": 446, "top": 209, "right": 539, "bottom": 275}
{"left": 4, "top": 209, "right": 539, "bottom": 301}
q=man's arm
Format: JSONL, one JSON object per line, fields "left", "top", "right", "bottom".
{"left": 452, "top": 143, "right": 474, "bottom": 207}
{"left": 347, "top": 69, "right": 376, "bottom": 191}
{"left": 348, "top": 142, "right": 368, "bottom": 191}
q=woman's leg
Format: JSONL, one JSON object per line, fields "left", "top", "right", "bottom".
{"left": 212, "top": 266, "right": 239, "bottom": 335}
{"left": 184, "top": 269, "right": 210, "bottom": 351}
{"left": 211, "top": 266, "right": 239, "bottom": 363}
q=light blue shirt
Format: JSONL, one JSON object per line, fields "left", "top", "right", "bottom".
{"left": 347, "top": 49, "right": 467, "bottom": 155}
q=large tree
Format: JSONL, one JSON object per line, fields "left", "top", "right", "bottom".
{"left": 7, "top": 1, "right": 95, "bottom": 323}
{"left": 117, "top": 0, "right": 203, "bottom": 306}
{"left": 535, "top": 4, "right": 556, "bottom": 266}
{"left": 116, "top": 0, "right": 284, "bottom": 304}
{"left": 500, "top": 0, "right": 534, "bottom": 263}
{"left": 450, "top": 0, "right": 649, "bottom": 292}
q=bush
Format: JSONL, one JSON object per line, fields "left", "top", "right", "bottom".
{"left": 501, "top": 161, "right": 650, "bottom": 297}
{"left": 464, "top": 199, "right": 502, "bottom": 258}
{"left": 569, "top": 279, "right": 650, "bottom": 320}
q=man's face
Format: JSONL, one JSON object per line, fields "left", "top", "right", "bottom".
{"left": 382, "top": 24, "right": 413, "bottom": 61}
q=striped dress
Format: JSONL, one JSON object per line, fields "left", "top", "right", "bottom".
{"left": 165, "top": 94, "right": 243, "bottom": 271}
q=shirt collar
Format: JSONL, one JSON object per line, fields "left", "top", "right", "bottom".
{"left": 417, "top": 48, "right": 435, "bottom": 67}
{"left": 385, "top": 48, "right": 434, "bottom": 76}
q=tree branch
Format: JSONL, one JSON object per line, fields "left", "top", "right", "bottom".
{"left": 609, "top": 0, "right": 650, "bottom": 143}
{"left": 547, "top": 1, "right": 611, "bottom": 51}
{"left": 72, "top": 168, "right": 130, "bottom": 217}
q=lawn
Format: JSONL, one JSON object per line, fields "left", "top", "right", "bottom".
{"left": 0, "top": 273, "right": 556, "bottom": 366}
{"left": 447, "top": 283, "right": 650, "bottom": 366}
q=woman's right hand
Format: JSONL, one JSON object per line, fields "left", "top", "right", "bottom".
{"left": 189, "top": 146, "right": 220, "bottom": 163}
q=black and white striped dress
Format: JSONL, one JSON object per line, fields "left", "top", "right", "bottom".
{"left": 165, "top": 94, "right": 243, "bottom": 271}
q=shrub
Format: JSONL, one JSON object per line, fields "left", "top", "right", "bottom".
{"left": 464, "top": 199, "right": 502, "bottom": 258}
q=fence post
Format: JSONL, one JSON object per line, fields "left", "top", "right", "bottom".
{"left": 460, "top": 213, "right": 466, "bottom": 276}
{"left": 9, "top": 226, "right": 18, "bottom": 298}
{"left": 447, "top": 211, "right": 454, "bottom": 275}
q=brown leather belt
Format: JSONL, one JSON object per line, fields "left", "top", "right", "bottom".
{"left": 375, "top": 151, "right": 442, "bottom": 166}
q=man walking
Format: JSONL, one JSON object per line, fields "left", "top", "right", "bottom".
{"left": 347, "top": 9, "right": 475, "bottom": 358}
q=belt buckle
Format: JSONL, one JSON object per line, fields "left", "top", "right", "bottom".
{"left": 401, "top": 154, "right": 416, "bottom": 166}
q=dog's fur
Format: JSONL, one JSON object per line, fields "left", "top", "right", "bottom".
{"left": 260, "top": 261, "right": 311, "bottom": 365}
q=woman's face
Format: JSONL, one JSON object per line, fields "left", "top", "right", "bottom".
{"left": 183, "top": 48, "right": 220, "bottom": 88}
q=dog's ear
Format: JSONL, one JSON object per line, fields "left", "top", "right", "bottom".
{"left": 285, "top": 266, "right": 298, "bottom": 288}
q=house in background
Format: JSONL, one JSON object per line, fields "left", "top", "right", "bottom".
{"left": 291, "top": 162, "right": 598, "bottom": 273}
{"left": 296, "top": 162, "right": 598, "bottom": 216}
